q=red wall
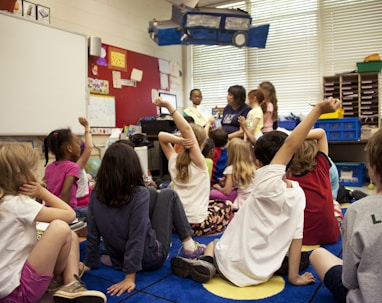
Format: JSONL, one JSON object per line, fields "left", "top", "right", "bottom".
{"left": 88, "top": 44, "right": 161, "bottom": 127}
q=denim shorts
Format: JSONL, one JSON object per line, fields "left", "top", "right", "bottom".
{"left": 323, "top": 265, "right": 348, "bottom": 303}
{"left": 0, "top": 261, "right": 52, "bottom": 303}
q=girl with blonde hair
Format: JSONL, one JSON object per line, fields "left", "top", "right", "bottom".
{"left": 155, "top": 98, "right": 233, "bottom": 236}
{"left": 211, "top": 138, "right": 256, "bottom": 210}
{"left": 0, "top": 143, "right": 105, "bottom": 302}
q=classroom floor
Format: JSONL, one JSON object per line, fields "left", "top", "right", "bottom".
{"left": 38, "top": 184, "right": 376, "bottom": 303}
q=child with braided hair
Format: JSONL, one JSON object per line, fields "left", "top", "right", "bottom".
{"left": 43, "top": 117, "right": 88, "bottom": 219}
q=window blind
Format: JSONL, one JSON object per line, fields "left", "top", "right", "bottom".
{"left": 192, "top": 0, "right": 382, "bottom": 118}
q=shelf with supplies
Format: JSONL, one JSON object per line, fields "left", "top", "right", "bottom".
{"left": 322, "top": 72, "right": 381, "bottom": 129}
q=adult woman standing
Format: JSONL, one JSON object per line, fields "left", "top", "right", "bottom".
{"left": 221, "top": 85, "right": 251, "bottom": 139}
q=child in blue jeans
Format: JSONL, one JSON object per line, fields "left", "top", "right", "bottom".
{"left": 84, "top": 142, "right": 205, "bottom": 296}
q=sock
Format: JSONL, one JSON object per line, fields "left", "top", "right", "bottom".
{"left": 182, "top": 238, "right": 196, "bottom": 251}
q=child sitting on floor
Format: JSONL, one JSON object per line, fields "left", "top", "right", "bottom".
{"left": 170, "top": 97, "right": 341, "bottom": 287}
{"left": 209, "top": 128, "right": 231, "bottom": 188}
{"left": 155, "top": 98, "right": 233, "bottom": 236}
{"left": 309, "top": 127, "right": 382, "bottom": 303}
{"left": 84, "top": 142, "right": 205, "bottom": 296}
{"left": 210, "top": 138, "right": 256, "bottom": 210}
{"left": 44, "top": 118, "right": 88, "bottom": 219}
{"left": 76, "top": 117, "right": 93, "bottom": 209}
{"left": 288, "top": 128, "right": 341, "bottom": 245}
{"left": 0, "top": 143, "right": 105, "bottom": 303}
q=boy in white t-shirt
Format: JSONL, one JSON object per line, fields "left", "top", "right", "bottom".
{"left": 171, "top": 97, "right": 341, "bottom": 287}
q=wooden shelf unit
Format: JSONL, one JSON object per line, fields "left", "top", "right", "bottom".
{"left": 323, "top": 72, "right": 381, "bottom": 128}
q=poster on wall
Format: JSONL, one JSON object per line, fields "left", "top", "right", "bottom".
{"left": 13, "top": 0, "right": 22, "bottom": 15}
{"left": 22, "top": 1, "right": 36, "bottom": 20}
{"left": 36, "top": 4, "right": 50, "bottom": 23}
{"left": 88, "top": 95, "right": 116, "bottom": 128}
{"left": 88, "top": 78, "right": 110, "bottom": 95}
{"left": 108, "top": 46, "right": 127, "bottom": 72}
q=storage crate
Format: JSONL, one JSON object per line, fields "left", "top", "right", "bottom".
{"left": 314, "top": 118, "right": 360, "bottom": 141}
{"left": 357, "top": 61, "right": 382, "bottom": 73}
{"left": 335, "top": 162, "right": 366, "bottom": 187}
{"left": 278, "top": 120, "right": 299, "bottom": 130}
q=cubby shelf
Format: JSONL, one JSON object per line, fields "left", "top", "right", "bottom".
{"left": 322, "top": 72, "right": 381, "bottom": 129}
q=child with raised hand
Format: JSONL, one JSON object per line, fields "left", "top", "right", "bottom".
{"left": 44, "top": 118, "right": 87, "bottom": 219}
{"left": 76, "top": 117, "right": 93, "bottom": 209}
{"left": 210, "top": 138, "right": 256, "bottom": 210}
{"left": 154, "top": 97, "right": 232, "bottom": 236}
{"left": 238, "top": 88, "right": 265, "bottom": 145}
{"left": 0, "top": 143, "right": 106, "bottom": 303}
{"left": 171, "top": 97, "right": 341, "bottom": 287}
{"left": 288, "top": 128, "right": 341, "bottom": 245}
{"left": 309, "top": 128, "right": 382, "bottom": 303}
{"left": 84, "top": 142, "right": 204, "bottom": 296}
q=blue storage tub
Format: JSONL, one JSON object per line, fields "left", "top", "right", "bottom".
{"left": 314, "top": 118, "right": 360, "bottom": 141}
{"left": 335, "top": 162, "right": 366, "bottom": 187}
{"left": 278, "top": 120, "right": 299, "bottom": 130}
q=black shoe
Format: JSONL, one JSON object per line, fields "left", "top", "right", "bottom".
{"left": 171, "top": 256, "right": 216, "bottom": 283}
{"left": 349, "top": 189, "right": 368, "bottom": 201}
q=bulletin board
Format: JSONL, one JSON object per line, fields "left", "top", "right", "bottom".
{"left": 88, "top": 44, "right": 161, "bottom": 128}
{"left": 88, "top": 95, "right": 116, "bottom": 127}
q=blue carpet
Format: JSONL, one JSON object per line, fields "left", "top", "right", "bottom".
{"left": 79, "top": 230, "right": 343, "bottom": 303}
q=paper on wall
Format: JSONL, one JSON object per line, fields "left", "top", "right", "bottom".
{"left": 158, "top": 59, "right": 170, "bottom": 74}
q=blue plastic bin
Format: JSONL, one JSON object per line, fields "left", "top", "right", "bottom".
{"left": 335, "top": 162, "right": 366, "bottom": 187}
{"left": 314, "top": 118, "right": 360, "bottom": 141}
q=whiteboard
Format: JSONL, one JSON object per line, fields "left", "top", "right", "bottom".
{"left": 0, "top": 12, "right": 88, "bottom": 135}
{"left": 88, "top": 95, "right": 116, "bottom": 127}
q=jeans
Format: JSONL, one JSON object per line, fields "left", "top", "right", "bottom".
{"left": 147, "top": 187, "right": 193, "bottom": 258}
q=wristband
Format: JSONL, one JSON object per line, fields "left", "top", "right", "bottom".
{"left": 170, "top": 109, "right": 177, "bottom": 116}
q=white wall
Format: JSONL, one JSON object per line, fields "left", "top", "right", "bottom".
{"left": 1, "top": 0, "right": 187, "bottom": 173}
{"left": 17, "top": 0, "right": 186, "bottom": 108}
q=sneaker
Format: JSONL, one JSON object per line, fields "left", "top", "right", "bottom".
{"left": 182, "top": 241, "right": 206, "bottom": 259}
{"left": 350, "top": 189, "right": 368, "bottom": 201}
{"left": 47, "top": 262, "right": 86, "bottom": 293}
{"left": 171, "top": 256, "right": 216, "bottom": 283}
{"left": 53, "top": 275, "right": 106, "bottom": 303}
{"left": 69, "top": 218, "right": 87, "bottom": 232}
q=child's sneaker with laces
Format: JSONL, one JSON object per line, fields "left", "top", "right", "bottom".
{"left": 47, "top": 262, "right": 86, "bottom": 293}
{"left": 171, "top": 256, "right": 216, "bottom": 283}
{"left": 53, "top": 274, "right": 106, "bottom": 303}
{"left": 183, "top": 241, "right": 206, "bottom": 259}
